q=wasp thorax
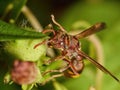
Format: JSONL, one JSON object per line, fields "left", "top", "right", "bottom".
{"left": 48, "top": 31, "right": 66, "bottom": 50}
{"left": 11, "top": 60, "right": 38, "bottom": 85}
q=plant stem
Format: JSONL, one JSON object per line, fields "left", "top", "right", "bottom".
{"left": 89, "top": 86, "right": 96, "bottom": 90}
{"left": 87, "top": 35, "right": 104, "bottom": 90}
{"left": 22, "top": 8, "right": 56, "bottom": 57}
{"left": 1, "top": 3, "right": 13, "bottom": 20}
{"left": 22, "top": 6, "right": 43, "bottom": 32}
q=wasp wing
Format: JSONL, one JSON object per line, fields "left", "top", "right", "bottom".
{"left": 75, "top": 23, "right": 106, "bottom": 39}
{"left": 78, "top": 50, "right": 120, "bottom": 83}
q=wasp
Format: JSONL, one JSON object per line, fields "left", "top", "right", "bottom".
{"left": 34, "top": 15, "right": 120, "bottom": 83}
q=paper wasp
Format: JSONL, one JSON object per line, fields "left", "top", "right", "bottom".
{"left": 34, "top": 15, "right": 120, "bottom": 83}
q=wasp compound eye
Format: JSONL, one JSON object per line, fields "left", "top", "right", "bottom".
{"left": 11, "top": 60, "right": 38, "bottom": 85}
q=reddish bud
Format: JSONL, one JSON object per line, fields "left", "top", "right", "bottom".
{"left": 11, "top": 60, "right": 38, "bottom": 85}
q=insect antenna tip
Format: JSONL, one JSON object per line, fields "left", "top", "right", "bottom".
{"left": 50, "top": 14, "right": 66, "bottom": 32}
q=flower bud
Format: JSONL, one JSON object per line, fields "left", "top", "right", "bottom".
{"left": 11, "top": 60, "right": 39, "bottom": 85}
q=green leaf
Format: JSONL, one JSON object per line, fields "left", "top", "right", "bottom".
{"left": 0, "top": 0, "right": 11, "bottom": 14}
{"left": 5, "top": 39, "right": 47, "bottom": 61}
{"left": 22, "top": 84, "right": 34, "bottom": 90}
{"left": 0, "top": 0, "right": 27, "bottom": 22}
{"left": 9, "top": 0, "right": 28, "bottom": 21}
{"left": 53, "top": 80, "right": 68, "bottom": 90}
{"left": 0, "top": 20, "right": 47, "bottom": 41}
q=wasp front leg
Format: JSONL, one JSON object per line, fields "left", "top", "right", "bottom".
{"left": 42, "top": 64, "right": 70, "bottom": 76}
{"left": 34, "top": 40, "right": 47, "bottom": 49}
{"left": 34, "top": 29, "right": 56, "bottom": 49}
{"left": 42, "top": 29, "right": 56, "bottom": 35}
{"left": 41, "top": 60, "right": 70, "bottom": 85}
{"left": 44, "top": 55, "right": 66, "bottom": 65}
{"left": 40, "top": 74, "right": 64, "bottom": 85}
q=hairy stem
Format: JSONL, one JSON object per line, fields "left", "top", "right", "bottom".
{"left": 87, "top": 35, "right": 104, "bottom": 90}
{"left": 1, "top": 3, "right": 13, "bottom": 20}
{"left": 22, "top": 6, "right": 43, "bottom": 32}
{"left": 89, "top": 86, "right": 96, "bottom": 90}
{"left": 22, "top": 9, "right": 55, "bottom": 57}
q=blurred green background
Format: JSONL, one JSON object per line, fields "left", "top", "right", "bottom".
{"left": 0, "top": 0, "right": 120, "bottom": 90}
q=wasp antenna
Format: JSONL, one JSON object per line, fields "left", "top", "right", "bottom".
{"left": 51, "top": 14, "right": 66, "bottom": 32}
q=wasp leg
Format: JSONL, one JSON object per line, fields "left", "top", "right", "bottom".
{"left": 42, "top": 63, "right": 70, "bottom": 76}
{"left": 44, "top": 55, "right": 66, "bottom": 65}
{"left": 63, "top": 58, "right": 80, "bottom": 75}
{"left": 34, "top": 29, "right": 56, "bottom": 49}
{"left": 41, "top": 73, "right": 64, "bottom": 85}
{"left": 42, "top": 29, "right": 55, "bottom": 35}
{"left": 34, "top": 40, "right": 47, "bottom": 49}
{"left": 41, "top": 64, "right": 70, "bottom": 85}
